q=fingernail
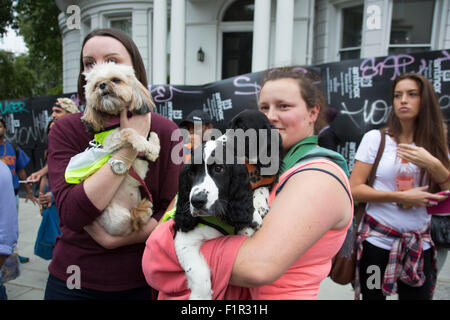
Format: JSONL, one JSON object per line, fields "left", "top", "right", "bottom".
{"left": 429, "top": 201, "right": 438, "bottom": 206}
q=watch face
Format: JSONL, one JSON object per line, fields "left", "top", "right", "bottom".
{"left": 115, "top": 161, "right": 127, "bottom": 174}
{"left": 109, "top": 158, "right": 127, "bottom": 174}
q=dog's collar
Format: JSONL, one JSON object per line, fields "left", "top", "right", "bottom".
{"left": 198, "top": 217, "right": 235, "bottom": 236}
{"left": 245, "top": 162, "right": 276, "bottom": 190}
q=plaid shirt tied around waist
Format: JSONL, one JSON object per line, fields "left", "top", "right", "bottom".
{"left": 354, "top": 214, "right": 437, "bottom": 300}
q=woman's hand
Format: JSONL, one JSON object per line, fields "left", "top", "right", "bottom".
{"left": 396, "top": 185, "right": 448, "bottom": 208}
{"left": 38, "top": 192, "right": 52, "bottom": 207}
{"left": 397, "top": 144, "right": 437, "bottom": 169}
{"left": 84, "top": 218, "right": 158, "bottom": 249}
{"left": 397, "top": 144, "right": 450, "bottom": 188}
{"left": 120, "top": 108, "right": 151, "bottom": 138}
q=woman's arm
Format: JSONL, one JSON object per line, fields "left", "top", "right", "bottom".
{"left": 350, "top": 159, "right": 446, "bottom": 209}
{"left": 48, "top": 110, "right": 151, "bottom": 232}
{"left": 84, "top": 218, "right": 158, "bottom": 249}
{"left": 397, "top": 144, "right": 450, "bottom": 190}
{"left": 229, "top": 163, "right": 352, "bottom": 287}
{"left": 83, "top": 109, "right": 150, "bottom": 211}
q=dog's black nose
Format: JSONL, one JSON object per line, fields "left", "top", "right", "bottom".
{"left": 191, "top": 192, "right": 207, "bottom": 209}
{"left": 99, "top": 82, "right": 106, "bottom": 90}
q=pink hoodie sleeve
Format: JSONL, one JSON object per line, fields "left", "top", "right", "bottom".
{"left": 142, "top": 219, "right": 255, "bottom": 300}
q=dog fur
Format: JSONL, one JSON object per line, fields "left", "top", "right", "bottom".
{"left": 82, "top": 62, "right": 161, "bottom": 236}
{"left": 173, "top": 109, "right": 282, "bottom": 299}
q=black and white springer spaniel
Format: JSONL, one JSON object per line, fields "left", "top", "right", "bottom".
{"left": 174, "top": 109, "right": 283, "bottom": 299}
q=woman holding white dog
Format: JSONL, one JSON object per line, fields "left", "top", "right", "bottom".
{"left": 44, "top": 29, "right": 183, "bottom": 300}
{"left": 144, "top": 67, "right": 353, "bottom": 299}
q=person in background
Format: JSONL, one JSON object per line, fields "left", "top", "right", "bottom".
{"left": 318, "top": 107, "right": 340, "bottom": 152}
{"left": 27, "top": 98, "right": 79, "bottom": 183}
{"left": 350, "top": 73, "right": 450, "bottom": 300}
{"left": 37, "top": 120, "right": 55, "bottom": 214}
{"left": 436, "top": 125, "right": 450, "bottom": 275}
{"left": 44, "top": 28, "right": 182, "bottom": 300}
{"left": 179, "top": 109, "right": 214, "bottom": 163}
{"left": 0, "top": 160, "right": 19, "bottom": 300}
{"left": 0, "top": 116, "right": 37, "bottom": 264}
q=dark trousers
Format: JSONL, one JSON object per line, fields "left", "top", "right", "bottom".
{"left": 44, "top": 274, "right": 153, "bottom": 300}
{"left": 359, "top": 241, "right": 434, "bottom": 300}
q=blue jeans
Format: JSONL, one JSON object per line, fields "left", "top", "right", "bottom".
{"left": 0, "top": 273, "right": 7, "bottom": 300}
{"left": 44, "top": 274, "right": 153, "bottom": 300}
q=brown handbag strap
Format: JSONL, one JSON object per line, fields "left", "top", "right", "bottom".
{"left": 355, "top": 129, "right": 386, "bottom": 226}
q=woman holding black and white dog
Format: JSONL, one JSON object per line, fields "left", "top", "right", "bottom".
{"left": 144, "top": 67, "right": 353, "bottom": 299}
{"left": 44, "top": 29, "right": 182, "bottom": 300}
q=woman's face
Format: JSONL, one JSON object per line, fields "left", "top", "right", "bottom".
{"left": 82, "top": 36, "right": 133, "bottom": 71}
{"left": 393, "top": 79, "right": 421, "bottom": 121}
{"left": 259, "top": 78, "right": 319, "bottom": 151}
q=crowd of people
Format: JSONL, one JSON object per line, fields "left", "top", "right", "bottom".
{"left": 1, "top": 28, "right": 449, "bottom": 301}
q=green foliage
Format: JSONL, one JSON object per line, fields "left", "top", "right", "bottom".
{"left": 0, "top": 0, "right": 16, "bottom": 37}
{"left": 0, "top": 0, "right": 62, "bottom": 99}
{"left": 0, "top": 50, "right": 37, "bottom": 99}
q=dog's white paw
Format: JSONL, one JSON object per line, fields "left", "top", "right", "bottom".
{"left": 253, "top": 187, "right": 270, "bottom": 220}
{"left": 145, "top": 132, "right": 160, "bottom": 162}
{"left": 237, "top": 227, "right": 255, "bottom": 237}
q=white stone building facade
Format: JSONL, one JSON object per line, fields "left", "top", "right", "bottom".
{"left": 55, "top": 0, "right": 450, "bottom": 94}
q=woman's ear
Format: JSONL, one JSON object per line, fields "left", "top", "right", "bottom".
{"left": 309, "top": 104, "right": 320, "bottom": 124}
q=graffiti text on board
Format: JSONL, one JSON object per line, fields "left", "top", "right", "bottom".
{"left": 0, "top": 101, "right": 28, "bottom": 115}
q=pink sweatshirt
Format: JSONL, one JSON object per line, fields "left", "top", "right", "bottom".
{"left": 142, "top": 219, "right": 256, "bottom": 300}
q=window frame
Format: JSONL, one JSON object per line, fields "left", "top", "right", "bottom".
{"left": 106, "top": 14, "right": 133, "bottom": 38}
{"left": 338, "top": 3, "right": 364, "bottom": 61}
{"left": 387, "top": 0, "right": 440, "bottom": 55}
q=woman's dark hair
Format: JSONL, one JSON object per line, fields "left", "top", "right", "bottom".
{"left": 260, "top": 66, "right": 328, "bottom": 134}
{"left": 387, "top": 73, "right": 449, "bottom": 192}
{"left": 77, "top": 28, "right": 148, "bottom": 106}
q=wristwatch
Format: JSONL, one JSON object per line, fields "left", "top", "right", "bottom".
{"left": 108, "top": 158, "right": 128, "bottom": 175}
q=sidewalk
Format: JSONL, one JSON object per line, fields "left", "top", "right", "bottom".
{"left": 5, "top": 198, "right": 450, "bottom": 300}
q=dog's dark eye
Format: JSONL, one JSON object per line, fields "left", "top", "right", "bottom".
{"left": 213, "top": 165, "right": 224, "bottom": 174}
{"left": 111, "top": 78, "right": 121, "bottom": 83}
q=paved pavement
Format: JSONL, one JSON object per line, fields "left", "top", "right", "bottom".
{"left": 4, "top": 198, "right": 450, "bottom": 300}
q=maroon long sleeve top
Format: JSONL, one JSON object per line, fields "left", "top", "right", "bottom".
{"left": 47, "top": 112, "right": 183, "bottom": 291}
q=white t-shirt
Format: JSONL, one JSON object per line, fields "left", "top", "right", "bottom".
{"left": 355, "top": 129, "right": 431, "bottom": 250}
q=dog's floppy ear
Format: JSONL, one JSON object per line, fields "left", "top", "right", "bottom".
{"left": 81, "top": 104, "right": 109, "bottom": 133}
{"left": 174, "top": 165, "right": 199, "bottom": 232}
{"left": 129, "top": 79, "right": 156, "bottom": 115}
{"left": 225, "top": 164, "right": 254, "bottom": 231}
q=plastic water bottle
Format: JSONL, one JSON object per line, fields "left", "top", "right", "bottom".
{"left": 396, "top": 158, "right": 415, "bottom": 208}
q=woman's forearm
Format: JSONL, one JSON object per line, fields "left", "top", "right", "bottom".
{"left": 83, "top": 146, "right": 137, "bottom": 211}
{"left": 351, "top": 183, "right": 404, "bottom": 204}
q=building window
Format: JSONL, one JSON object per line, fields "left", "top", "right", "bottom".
{"left": 109, "top": 16, "right": 132, "bottom": 38}
{"left": 223, "top": 0, "right": 254, "bottom": 21}
{"left": 222, "top": 32, "right": 253, "bottom": 79}
{"left": 339, "top": 5, "right": 363, "bottom": 61}
{"left": 221, "top": 0, "right": 254, "bottom": 79}
{"left": 389, "top": 0, "right": 435, "bottom": 55}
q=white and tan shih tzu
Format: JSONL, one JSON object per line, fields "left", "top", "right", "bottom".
{"left": 82, "top": 62, "right": 161, "bottom": 236}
